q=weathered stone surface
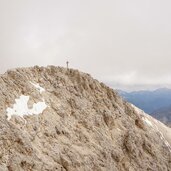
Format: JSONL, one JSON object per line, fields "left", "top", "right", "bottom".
{"left": 0, "top": 66, "right": 170, "bottom": 171}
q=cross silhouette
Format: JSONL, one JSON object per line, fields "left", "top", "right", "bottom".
{"left": 66, "top": 61, "right": 69, "bottom": 69}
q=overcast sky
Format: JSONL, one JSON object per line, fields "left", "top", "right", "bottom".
{"left": 0, "top": 0, "right": 171, "bottom": 91}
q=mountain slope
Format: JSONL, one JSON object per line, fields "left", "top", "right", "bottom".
{"left": 0, "top": 66, "right": 171, "bottom": 171}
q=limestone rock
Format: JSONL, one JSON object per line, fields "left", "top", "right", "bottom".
{"left": 0, "top": 66, "right": 170, "bottom": 171}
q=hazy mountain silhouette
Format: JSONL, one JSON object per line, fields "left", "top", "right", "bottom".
{"left": 118, "top": 88, "right": 171, "bottom": 113}
{"left": 151, "top": 105, "right": 171, "bottom": 125}
{"left": 117, "top": 88, "right": 171, "bottom": 124}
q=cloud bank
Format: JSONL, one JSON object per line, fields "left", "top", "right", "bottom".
{"left": 0, "top": 0, "right": 171, "bottom": 91}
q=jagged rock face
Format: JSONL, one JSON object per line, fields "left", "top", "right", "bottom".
{"left": 0, "top": 66, "right": 171, "bottom": 171}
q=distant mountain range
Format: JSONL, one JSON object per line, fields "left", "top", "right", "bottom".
{"left": 151, "top": 105, "right": 171, "bottom": 126}
{"left": 117, "top": 88, "right": 171, "bottom": 125}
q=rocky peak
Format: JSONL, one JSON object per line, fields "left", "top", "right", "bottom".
{"left": 0, "top": 66, "right": 171, "bottom": 171}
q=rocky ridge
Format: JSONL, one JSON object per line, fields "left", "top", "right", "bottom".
{"left": 0, "top": 66, "right": 171, "bottom": 171}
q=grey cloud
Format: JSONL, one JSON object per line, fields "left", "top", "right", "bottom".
{"left": 0, "top": 0, "right": 171, "bottom": 90}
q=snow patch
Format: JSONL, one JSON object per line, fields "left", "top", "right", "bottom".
{"left": 6, "top": 95, "right": 47, "bottom": 120}
{"left": 153, "top": 121, "right": 171, "bottom": 152}
{"left": 131, "top": 104, "right": 153, "bottom": 127}
{"left": 30, "top": 82, "right": 45, "bottom": 93}
{"left": 131, "top": 103, "right": 171, "bottom": 152}
{"left": 143, "top": 117, "right": 153, "bottom": 127}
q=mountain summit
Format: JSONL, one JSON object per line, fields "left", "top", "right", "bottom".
{"left": 0, "top": 66, "right": 171, "bottom": 171}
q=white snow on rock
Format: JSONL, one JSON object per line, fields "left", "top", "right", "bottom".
{"left": 142, "top": 117, "right": 153, "bottom": 127}
{"left": 130, "top": 104, "right": 153, "bottom": 127}
{"left": 6, "top": 95, "right": 47, "bottom": 120}
{"left": 130, "top": 103, "right": 171, "bottom": 152}
{"left": 30, "top": 82, "right": 45, "bottom": 93}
